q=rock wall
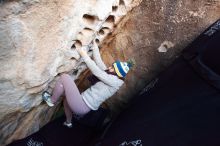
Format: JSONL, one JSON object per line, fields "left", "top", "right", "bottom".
{"left": 0, "top": 0, "right": 220, "bottom": 145}
{"left": 78, "top": 0, "right": 220, "bottom": 115}
{"left": 0, "top": 0, "right": 141, "bottom": 145}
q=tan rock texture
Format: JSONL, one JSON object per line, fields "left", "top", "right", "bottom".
{"left": 0, "top": 0, "right": 141, "bottom": 145}
{"left": 0, "top": 0, "right": 220, "bottom": 145}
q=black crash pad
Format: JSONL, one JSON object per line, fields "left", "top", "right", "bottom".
{"left": 98, "top": 19, "right": 220, "bottom": 146}
{"left": 8, "top": 108, "right": 108, "bottom": 146}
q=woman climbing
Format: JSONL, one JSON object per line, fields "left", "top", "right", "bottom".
{"left": 42, "top": 41, "right": 132, "bottom": 128}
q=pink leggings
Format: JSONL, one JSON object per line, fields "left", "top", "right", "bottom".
{"left": 51, "top": 74, "right": 91, "bottom": 123}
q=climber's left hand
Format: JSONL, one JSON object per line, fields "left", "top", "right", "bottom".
{"left": 76, "top": 46, "right": 88, "bottom": 57}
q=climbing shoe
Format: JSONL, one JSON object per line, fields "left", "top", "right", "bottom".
{"left": 42, "top": 91, "right": 54, "bottom": 107}
{"left": 63, "top": 121, "right": 72, "bottom": 128}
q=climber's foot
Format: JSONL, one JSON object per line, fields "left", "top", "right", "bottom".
{"left": 42, "top": 91, "right": 54, "bottom": 107}
{"left": 63, "top": 121, "right": 72, "bottom": 128}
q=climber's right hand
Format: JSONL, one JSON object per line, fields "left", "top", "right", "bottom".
{"left": 91, "top": 40, "right": 99, "bottom": 50}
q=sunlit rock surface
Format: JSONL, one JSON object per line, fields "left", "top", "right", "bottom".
{"left": 0, "top": 0, "right": 220, "bottom": 145}
{"left": 0, "top": 0, "right": 141, "bottom": 145}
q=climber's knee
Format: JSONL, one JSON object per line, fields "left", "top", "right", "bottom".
{"left": 60, "top": 73, "right": 74, "bottom": 83}
{"left": 60, "top": 73, "right": 70, "bottom": 79}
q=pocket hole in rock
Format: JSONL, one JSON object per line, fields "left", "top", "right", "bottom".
{"left": 72, "top": 69, "right": 78, "bottom": 76}
{"left": 88, "top": 50, "right": 93, "bottom": 53}
{"left": 99, "top": 27, "right": 110, "bottom": 35}
{"left": 99, "top": 29, "right": 105, "bottom": 35}
{"left": 119, "top": 0, "right": 125, "bottom": 5}
{"left": 95, "top": 39, "right": 100, "bottom": 44}
{"left": 84, "top": 27, "right": 93, "bottom": 31}
{"left": 112, "top": 6, "right": 118, "bottom": 12}
{"left": 71, "top": 40, "right": 82, "bottom": 49}
{"left": 71, "top": 43, "right": 76, "bottom": 49}
{"left": 70, "top": 57, "right": 75, "bottom": 60}
{"left": 106, "top": 15, "right": 115, "bottom": 24}
{"left": 82, "top": 27, "right": 94, "bottom": 35}
{"left": 74, "top": 40, "right": 82, "bottom": 48}
{"left": 83, "top": 14, "right": 97, "bottom": 25}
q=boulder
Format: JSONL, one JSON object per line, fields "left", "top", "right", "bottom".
{"left": 80, "top": 0, "right": 220, "bottom": 115}
{"left": 0, "top": 0, "right": 141, "bottom": 145}
{"left": 0, "top": 0, "right": 220, "bottom": 145}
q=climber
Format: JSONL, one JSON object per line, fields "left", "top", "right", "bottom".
{"left": 42, "top": 41, "right": 133, "bottom": 128}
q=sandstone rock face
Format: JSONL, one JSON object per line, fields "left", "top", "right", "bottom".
{"left": 0, "top": 0, "right": 141, "bottom": 145}
{"left": 0, "top": 0, "right": 220, "bottom": 145}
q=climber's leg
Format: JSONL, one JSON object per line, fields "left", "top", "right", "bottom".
{"left": 59, "top": 73, "right": 91, "bottom": 115}
{"left": 50, "top": 78, "right": 64, "bottom": 103}
{"left": 63, "top": 98, "right": 73, "bottom": 123}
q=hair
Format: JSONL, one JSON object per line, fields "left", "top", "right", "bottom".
{"left": 127, "top": 58, "right": 136, "bottom": 68}
{"left": 105, "top": 70, "right": 125, "bottom": 81}
{"left": 87, "top": 70, "right": 124, "bottom": 85}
